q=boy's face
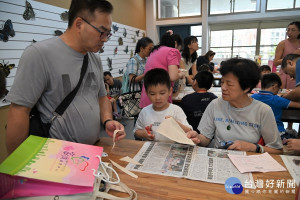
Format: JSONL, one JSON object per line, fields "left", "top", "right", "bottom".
{"left": 104, "top": 75, "right": 114, "bottom": 86}
{"left": 261, "top": 70, "right": 271, "bottom": 76}
{"left": 146, "top": 84, "right": 172, "bottom": 111}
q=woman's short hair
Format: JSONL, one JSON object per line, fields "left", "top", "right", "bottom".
{"left": 135, "top": 37, "right": 153, "bottom": 54}
{"left": 220, "top": 58, "right": 260, "bottom": 93}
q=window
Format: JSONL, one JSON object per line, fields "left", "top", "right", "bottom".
{"left": 210, "top": 28, "right": 257, "bottom": 59}
{"left": 191, "top": 25, "right": 202, "bottom": 55}
{"left": 259, "top": 28, "right": 286, "bottom": 65}
{"left": 267, "top": 0, "right": 300, "bottom": 10}
{"left": 210, "top": 0, "right": 257, "bottom": 15}
{"left": 158, "top": 0, "right": 201, "bottom": 19}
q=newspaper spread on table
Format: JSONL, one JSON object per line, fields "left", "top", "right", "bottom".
{"left": 126, "top": 142, "right": 254, "bottom": 186}
{"left": 280, "top": 155, "right": 300, "bottom": 186}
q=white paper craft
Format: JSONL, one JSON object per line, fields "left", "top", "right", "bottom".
{"left": 228, "top": 152, "right": 286, "bottom": 173}
{"left": 120, "top": 156, "right": 143, "bottom": 165}
{"left": 156, "top": 117, "right": 195, "bottom": 146}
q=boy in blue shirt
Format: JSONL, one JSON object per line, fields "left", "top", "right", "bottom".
{"left": 251, "top": 73, "right": 300, "bottom": 142}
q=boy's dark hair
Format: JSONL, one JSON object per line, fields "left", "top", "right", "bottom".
{"left": 68, "top": 0, "right": 113, "bottom": 28}
{"left": 220, "top": 58, "right": 260, "bottom": 93}
{"left": 0, "top": 70, "right": 6, "bottom": 98}
{"left": 144, "top": 68, "right": 171, "bottom": 92}
{"left": 103, "top": 71, "right": 112, "bottom": 77}
{"left": 261, "top": 73, "right": 282, "bottom": 89}
{"left": 259, "top": 65, "right": 271, "bottom": 72}
{"left": 135, "top": 37, "right": 153, "bottom": 54}
{"left": 194, "top": 71, "right": 214, "bottom": 90}
{"left": 282, "top": 54, "right": 300, "bottom": 69}
{"left": 198, "top": 64, "right": 210, "bottom": 72}
{"left": 182, "top": 36, "right": 198, "bottom": 65}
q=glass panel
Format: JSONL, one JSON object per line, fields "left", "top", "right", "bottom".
{"left": 179, "top": 0, "right": 201, "bottom": 17}
{"left": 196, "top": 49, "right": 202, "bottom": 56}
{"left": 210, "top": 30, "right": 232, "bottom": 47}
{"left": 234, "top": 0, "right": 256, "bottom": 12}
{"left": 159, "top": 0, "right": 178, "bottom": 19}
{"left": 191, "top": 25, "right": 202, "bottom": 36}
{"left": 232, "top": 47, "right": 256, "bottom": 59}
{"left": 233, "top": 29, "right": 257, "bottom": 46}
{"left": 211, "top": 48, "right": 232, "bottom": 59}
{"left": 259, "top": 46, "right": 277, "bottom": 65}
{"left": 260, "top": 28, "right": 286, "bottom": 46}
{"left": 197, "top": 37, "right": 202, "bottom": 48}
{"left": 296, "top": 0, "right": 300, "bottom": 7}
{"left": 210, "top": 0, "right": 231, "bottom": 14}
{"left": 266, "top": 0, "right": 293, "bottom": 10}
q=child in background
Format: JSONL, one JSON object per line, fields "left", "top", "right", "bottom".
{"left": 134, "top": 68, "right": 192, "bottom": 142}
{"left": 180, "top": 71, "right": 217, "bottom": 133}
{"left": 251, "top": 73, "right": 300, "bottom": 143}
{"left": 256, "top": 65, "right": 271, "bottom": 88}
{"left": 105, "top": 83, "right": 120, "bottom": 119}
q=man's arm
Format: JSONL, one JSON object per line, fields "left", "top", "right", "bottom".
{"left": 99, "top": 96, "right": 126, "bottom": 140}
{"left": 6, "top": 103, "right": 31, "bottom": 154}
{"left": 282, "top": 86, "right": 300, "bottom": 101}
{"left": 186, "top": 130, "right": 211, "bottom": 146}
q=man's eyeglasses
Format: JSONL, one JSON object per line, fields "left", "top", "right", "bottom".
{"left": 80, "top": 17, "right": 112, "bottom": 40}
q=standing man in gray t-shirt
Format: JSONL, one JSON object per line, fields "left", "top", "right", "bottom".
{"left": 6, "top": 0, "right": 126, "bottom": 154}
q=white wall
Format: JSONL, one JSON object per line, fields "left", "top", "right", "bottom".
{"left": 0, "top": 0, "right": 145, "bottom": 107}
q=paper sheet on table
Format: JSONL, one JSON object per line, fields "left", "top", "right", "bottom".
{"left": 156, "top": 117, "right": 195, "bottom": 146}
{"left": 228, "top": 152, "right": 286, "bottom": 173}
{"left": 120, "top": 156, "right": 143, "bottom": 165}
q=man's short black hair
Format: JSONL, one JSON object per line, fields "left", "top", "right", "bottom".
{"left": 261, "top": 73, "right": 282, "bottom": 89}
{"left": 144, "top": 68, "right": 171, "bottom": 92}
{"left": 68, "top": 0, "right": 113, "bottom": 28}
{"left": 282, "top": 54, "right": 300, "bottom": 69}
{"left": 194, "top": 71, "right": 214, "bottom": 90}
{"left": 220, "top": 58, "right": 260, "bottom": 93}
{"left": 103, "top": 71, "right": 112, "bottom": 77}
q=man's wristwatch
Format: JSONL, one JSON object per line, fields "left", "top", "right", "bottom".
{"left": 254, "top": 143, "right": 261, "bottom": 153}
{"left": 103, "top": 119, "right": 113, "bottom": 129}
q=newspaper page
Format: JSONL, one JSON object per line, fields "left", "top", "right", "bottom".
{"left": 126, "top": 142, "right": 254, "bottom": 186}
{"left": 280, "top": 155, "right": 300, "bottom": 186}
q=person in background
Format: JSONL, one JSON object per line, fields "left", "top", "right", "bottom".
{"left": 5, "top": 0, "right": 125, "bottom": 154}
{"left": 105, "top": 83, "right": 120, "bottom": 119}
{"left": 274, "top": 21, "right": 300, "bottom": 89}
{"left": 104, "top": 71, "right": 122, "bottom": 99}
{"left": 286, "top": 139, "right": 300, "bottom": 154}
{"left": 180, "top": 36, "right": 198, "bottom": 84}
{"left": 0, "top": 69, "right": 6, "bottom": 98}
{"left": 256, "top": 65, "right": 271, "bottom": 88}
{"left": 274, "top": 21, "right": 300, "bottom": 136}
{"left": 134, "top": 68, "right": 192, "bottom": 142}
{"left": 140, "top": 30, "right": 185, "bottom": 108}
{"left": 252, "top": 73, "right": 300, "bottom": 143}
{"left": 281, "top": 54, "right": 300, "bottom": 101}
{"left": 196, "top": 50, "right": 215, "bottom": 72}
{"left": 180, "top": 71, "right": 217, "bottom": 133}
{"left": 187, "top": 58, "right": 283, "bottom": 154}
{"left": 123, "top": 37, "right": 154, "bottom": 92}
{"left": 197, "top": 64, "right": 211, "bottom": 72}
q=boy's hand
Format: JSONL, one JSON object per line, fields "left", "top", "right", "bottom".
{"left": 145, "top": 125, "right": 155, "bottom": 140}
{"left": 186, "top": 130, "right": 200, "bottom": 144}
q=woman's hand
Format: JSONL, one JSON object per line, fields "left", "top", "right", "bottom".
{"left": 227, "top": 140, "right": 256, "bottom": 152}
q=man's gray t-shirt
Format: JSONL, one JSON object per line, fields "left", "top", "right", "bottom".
{"left": 6, "top": 37, "right": 106, "bottom": 144}
{"left": 198, "top": 98, "right": 282, "bottom": 150}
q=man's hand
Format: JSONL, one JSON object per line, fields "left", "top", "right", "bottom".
{"left": 105, "top": 120, "right": 126, "bottom": 141}
{"left": 186, "top": 130, "right": 201, "bottom": 144}
{"left": 287, "top": 139, "right": 300, "bottom": 151}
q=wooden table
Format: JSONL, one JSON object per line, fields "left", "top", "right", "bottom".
{"left": 96, "top": 138, "right": 297, "bottom": 200}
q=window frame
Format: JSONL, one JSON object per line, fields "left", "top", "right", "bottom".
{"left": 209, "top": 0, "right": 260, "bottom": 16}
{"left": 157, "top": 0, "right": 202, "bottom": 20}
